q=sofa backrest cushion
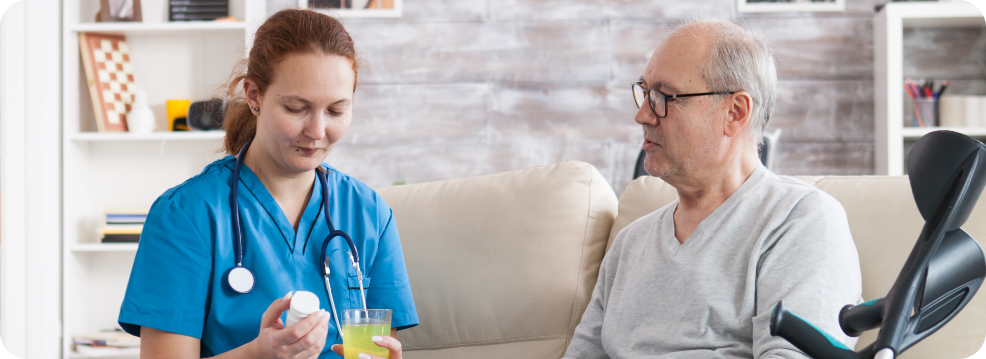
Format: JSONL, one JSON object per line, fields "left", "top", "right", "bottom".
{"left": 611, "top": 175, "right": 986, "bottom": 358}
{"left": 376, "top": 161, "right": 618, "bottom": 359}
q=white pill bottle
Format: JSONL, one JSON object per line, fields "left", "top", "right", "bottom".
{"left": 285, "top": 291, "right": 320, "bottom": 327}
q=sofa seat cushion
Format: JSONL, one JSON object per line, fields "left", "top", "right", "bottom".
{"left": 376, "top": 161, "right": 618, "bottom": 359}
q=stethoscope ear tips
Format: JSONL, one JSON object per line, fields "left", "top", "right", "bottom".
{"left": 227, "top": 266, "right": 255, "bottom": 294}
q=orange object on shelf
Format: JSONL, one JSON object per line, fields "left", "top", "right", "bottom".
{"left": 166, "top": 99, "right": 191, "bottom": 131}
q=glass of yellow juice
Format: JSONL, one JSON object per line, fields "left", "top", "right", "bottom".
{"left": 342, "top": 309, "right": 392, "bottom": 359}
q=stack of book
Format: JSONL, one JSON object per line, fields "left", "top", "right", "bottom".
{"left": 101, "top": 210, "right": 147, "bottom": 243}
{"left": 73, "top": 331, "right": 140, "bottom": 357}
{"left": 169, "top": 0, "right": 229, "bottom": 21}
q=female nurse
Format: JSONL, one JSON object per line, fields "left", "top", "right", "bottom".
{"left": 118, "top": 9, "right": 418, "bottom": 359}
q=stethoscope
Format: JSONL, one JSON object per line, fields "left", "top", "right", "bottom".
{"left": 225, "top": 138, "right": 368, "bottom": 336}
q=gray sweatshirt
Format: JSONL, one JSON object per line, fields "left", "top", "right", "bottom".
{"left": 564, "top": 165, "right": 862, "bottom": 359}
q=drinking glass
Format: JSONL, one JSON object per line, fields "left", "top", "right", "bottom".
{"left": 342, "top": 309, "right": 392, "bottom": 359}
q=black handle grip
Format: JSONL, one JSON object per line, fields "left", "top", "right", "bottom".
{"left": 839, "top": 298, "right": 885, "bottom": 337}
{"left": 770, "top": 301, "right": 859, "bottom": 359}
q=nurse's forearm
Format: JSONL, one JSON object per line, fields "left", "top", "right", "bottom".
{"left": 139, "top": 327, "right": 196, "bottom": 358}
{"left": 207, "top": 340, "right": 263, "bottom": 359}
{"left": 141, "top": 326, "right": 262, "bottom": 359}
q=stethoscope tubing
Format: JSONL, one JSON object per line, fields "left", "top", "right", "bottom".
{"left": 229, "top": 138, "right": 367, "bottom": 338}
{"left": 231, "top": 138, "right": 361, "bottom": 271}
{"left": 316, "top": 167, "right": 360, "bottom": 276}
{"left": 231, "top": 138, "right": 252, "bottom": 267}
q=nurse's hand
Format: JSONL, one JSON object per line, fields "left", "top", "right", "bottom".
{"left": 329, "top": 335, "right": 403, "bottom": 359}
{"left": 251, "top": 293, "right": 331, "bottom": 359}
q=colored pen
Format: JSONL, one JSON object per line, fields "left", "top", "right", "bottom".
{"left": 909, "top": 83, "right": 922, "bottom": 99}
{"left": 937, "top": 80, "right": 949, "bottom": 98}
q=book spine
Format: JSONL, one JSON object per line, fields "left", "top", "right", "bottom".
{"left": 170, "top": 6, "right": 229, "bottom": 13}
{"left": 101, "top": 233, "right": 141, "bottom": 243}
{"left": 169, "top": 0, "right": 228, "bottom": 5}
{"left": 106, "top": 218, "right": 147, "bottom": 224}
{"left": 170, "top": 13, "right": 229, "bottom": 20}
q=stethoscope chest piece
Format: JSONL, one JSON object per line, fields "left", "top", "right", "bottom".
{"left": 227, "top": 266, "right": 255, "bottom": 294}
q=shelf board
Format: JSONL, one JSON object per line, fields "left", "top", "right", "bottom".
{"left": 901, "top": 127, "right": 986, "bottom": 139}
{"left": 313, "top": 8, "right": 403, "bottom": 18}
{"left": 69, "top": 131, "right": 225, "bottom": 141}
{"left": 68, "top": 351, "right": 138, "bottom": 359}
{"left": 69, "top": 21, "right": 246, "bottom": 35}
{"left": 887, "top": 2, "right": 985, "bottom": 28}
{"left": 70, "top": 243, "right": 139, "bottom": 252}
{"left": 903, "top": 16, "right": 984, "bottom": 28}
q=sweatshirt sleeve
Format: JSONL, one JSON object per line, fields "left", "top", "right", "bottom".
{"left": 752, "top": 191, "right": 863, "bottom": 359}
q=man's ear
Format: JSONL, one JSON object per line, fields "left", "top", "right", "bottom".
{"left": 723, "top": 91, "right": 753, "bottom": 138}
{"left": 243, "top": 79, "right": 261, "bottom": 109}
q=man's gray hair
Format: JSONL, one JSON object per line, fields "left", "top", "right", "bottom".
{"left": 682, "top": 19, "right": 778, "bottom": 146}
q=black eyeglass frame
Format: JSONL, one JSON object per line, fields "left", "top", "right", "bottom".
{"left": 632, "top": 81, "right": 736, "bottom": 118}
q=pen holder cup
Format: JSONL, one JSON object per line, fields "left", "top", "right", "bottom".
{"left": 913, "top": 99, "right": 939, "bottom": 127}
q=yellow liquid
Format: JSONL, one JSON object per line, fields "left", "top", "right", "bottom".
{"left": 343, "top": 323, "right": 391, "bottom": 359}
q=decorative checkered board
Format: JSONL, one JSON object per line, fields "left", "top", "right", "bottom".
{"left": 79, "top": 33, "right": 135, "bottom": 132}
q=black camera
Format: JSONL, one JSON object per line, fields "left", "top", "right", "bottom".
{"left": 186, "top": 98, "right": 226, "bottom": 131}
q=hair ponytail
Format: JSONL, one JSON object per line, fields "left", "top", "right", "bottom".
{"left": 222, "top": 93, "right": 256, "bottom": 154}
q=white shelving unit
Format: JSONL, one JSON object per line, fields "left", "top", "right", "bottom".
{"left": 874, "top": 1, "right": 986, "bottom": 175}
{"left": 901, "top": 126, "right": 986, "bottom": 139}
{"left": 60, "top": 1, "right": 264, "bottom": 358}
{"left": 299, "top": 0, "right": 404, "bottom": 18}
{"left": 70, "top": 21, "right": 248, "bottom": 34}
{"left": 69, "top": 130, "right": 226, "bottom": 142}
{"left": 70, "top": 244, "right": 141, "bottom": 252}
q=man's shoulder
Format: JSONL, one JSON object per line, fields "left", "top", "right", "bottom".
{"left": 755, "top": 172, "right": 851, "bottom": 243}
{"left": 763, "top": 171, "right": 820, "bottom": 196}
{"left": 758, "top": 171, "right": 843, "bottom": 210}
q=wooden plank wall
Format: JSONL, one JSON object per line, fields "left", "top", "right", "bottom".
{"left": 267, "top": 0, "right": 985, "bottom": 194}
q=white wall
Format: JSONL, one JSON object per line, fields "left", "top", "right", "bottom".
{"left": 1, "top": 0, "right": 62, "bottom": 357}
{"left": 0, "top": 2, "right": 28, "bottom": 357}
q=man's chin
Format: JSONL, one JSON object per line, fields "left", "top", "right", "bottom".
{"left": 644, "top": 161, "right": 682, "bottom": 182}
{"left": 642, "top": 155, "right": 668, "bottom": 176}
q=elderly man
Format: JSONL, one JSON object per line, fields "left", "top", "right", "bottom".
{"left": 563, "top": 19, "right": 862, "bottom": 359}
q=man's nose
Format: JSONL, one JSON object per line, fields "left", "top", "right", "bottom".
{"left": 635, "top": 104, "right": 657, "bottom": 126}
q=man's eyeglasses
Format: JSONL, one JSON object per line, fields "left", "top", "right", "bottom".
{"left": 632, "top": 81, "right": 736, "bottom": 118}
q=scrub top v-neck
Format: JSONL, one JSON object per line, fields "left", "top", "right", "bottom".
{"left": 235, "top": 160, "right": 323, "bottom": 255}
{"left": 118, "top": 156, "right": 419, "bottom": 358}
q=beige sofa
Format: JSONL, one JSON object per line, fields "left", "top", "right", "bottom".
{"left": 376, "top": 161, "right": 986, "bottom": 359}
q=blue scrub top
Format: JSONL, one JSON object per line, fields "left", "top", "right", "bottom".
{"left": 119, "top": 156, "right": 419, "bottom": 358}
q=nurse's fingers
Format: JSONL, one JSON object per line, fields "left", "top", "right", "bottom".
{"left": 330, "top": 344, "right": 344, "bottom": 356}
{"left": 261, "top": 292, "right": 294, "bottom": 330}
{"left": 288, "top": 311, "right": 330, "bottom": 356}
{"left": 349, "top": 336, "right": 403, "bottom": 359}
{"left": 281, "top": 309, "right": 326, "bottom": 344}
{"left": 372, "top": 336, "right": 402, "bottom": 359}
{"left": 306, "top": 318, "right": 330, "bottom": 359}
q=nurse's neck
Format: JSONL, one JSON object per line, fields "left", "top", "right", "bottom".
{"left": 241, "top": 143, "right": 316, "bottom": 231}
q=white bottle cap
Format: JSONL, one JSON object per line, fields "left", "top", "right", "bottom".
{"left": 285, "top": 291, "right": 320, "bottom": 327}
{"left": 290, "top": 291, "right": 320, "bottom": 316}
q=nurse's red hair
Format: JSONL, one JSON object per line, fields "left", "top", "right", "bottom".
{"left": 222, "top": 9, "right": 359, "bottom": 155}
